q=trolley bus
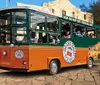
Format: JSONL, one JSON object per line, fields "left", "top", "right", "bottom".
{"left": 0, "top": 7, "right": 100, "bottom": 74}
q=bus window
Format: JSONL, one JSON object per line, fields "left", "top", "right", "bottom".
{"left": 30, "top": 11, "right": 45, "bottom": 30}
{"left": 0, "top": 12, "right": 10, "bottom": 26}
{"left": 30, "top": 31, "right": 47, "bottom": 44}
{"left": 86, "top": 27, "right": 96, "bottom": 38}
{"left": 61, "top": 20, "right": 71, "bottom": 38}
{"left": 12, "top": 27, "right": 27, "bottom": 44}
{"left": 49, "top": 34, "right": 60, "bottom": 45}
{"left": 47, "top": 17, "right": 58, "bottom": 32}
{"left": 12, "top": 11, "right": 26, "bottom": 24}
{"left": 0, "top": 29, "right": 11, "bottom": 44}
{"left": 97, "top": 29, "right": 100, "bottom": 38}
{"left": 73, "top": 24, "right": 85, "bottom": 38}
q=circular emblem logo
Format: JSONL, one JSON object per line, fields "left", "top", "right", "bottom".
{"left": 15, "top": 50, "right": 24, "bottom": 59}
{"left": 63, "top": 41, "right": 76, "bottom": 63}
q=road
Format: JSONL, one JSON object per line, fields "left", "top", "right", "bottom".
{"left": 0, "top": 64, "right": 100, "bottom": 85}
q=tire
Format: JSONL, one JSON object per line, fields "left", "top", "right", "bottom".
{"left": 87, "top": 58, "right": 93, "bottom": 68}
{"left": 49, "top": 60, "right": 59, "bottom": 75}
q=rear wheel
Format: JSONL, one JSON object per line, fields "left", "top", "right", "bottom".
{"left": 87, "top": 58, "right": 93, "bottom": 68}
{"left": 49, "top": 60, "right": 59, "bottom": 75}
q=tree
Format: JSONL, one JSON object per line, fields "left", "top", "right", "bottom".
{"left": 88, "top": 0, "right": 100, "bottom": 25}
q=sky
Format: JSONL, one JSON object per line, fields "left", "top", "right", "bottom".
{"left": 0, "top": 0, "right": 98, "bottom": 8}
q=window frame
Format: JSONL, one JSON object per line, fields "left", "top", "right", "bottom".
{"left": 29, "top": 10, "right": 60, "bottom": 45}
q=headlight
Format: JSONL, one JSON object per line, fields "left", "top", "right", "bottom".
{"left": 23, "top": 61, "right": 27, "bottom": 65}
{"left": 2, "top": 51, "right": 7, "bottom": 56}
{"left": 15, "top": 50, "right": 24, "bottom": 59}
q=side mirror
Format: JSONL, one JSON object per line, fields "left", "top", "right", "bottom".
{"left": 10, "top": 44, "right": 14, "bottom": 48}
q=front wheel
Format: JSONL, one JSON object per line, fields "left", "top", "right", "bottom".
{"left": 48, "top": 60, "right": 59, "bottom": 75}
{"left": 87, "top": 58, "right": 93, "bottom": 68}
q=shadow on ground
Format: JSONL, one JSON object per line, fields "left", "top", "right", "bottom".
{"left": 0, "top": 64, "right": 99, "bottom": 77}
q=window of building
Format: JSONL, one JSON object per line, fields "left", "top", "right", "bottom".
{"left": 89, "top": 15, "right": 93, "bottom": 23}
{"left": 72, "top": 12, "right": 75, "bottom": 18}
{"left": 62, "top": 10, "right": 66, "bottom": 16}
{"left": 46, "top": 16, "right": 58, "bottom": 32}
{"left": 84, "top": 14, "right": 86, "bottom": 20}
{"left": 52, "top": 9, "right": 55, "bottom": 14}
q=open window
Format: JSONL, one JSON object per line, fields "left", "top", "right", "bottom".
{"left": 30, "top": 30, "right": 47, "bottom": 44}
{"left": 30, "top": 11, "right": 45, "bottom": 31}
{"left": 46, "top": 17, "right": 58, "bottom": 32}
{"left": 61, "top": 19, "right": 71, "bottom": 38}
{"left": 97, "top": 29, "right": 100, "bottom": 38}
{"left": 86, "top": 27, "right": 96, "bottom": 38}
{"left": 49, "top": 34, "right": 60, "bottom": 45}
{"left": 12, "top": 10, "right": 27, "bottom": 25}
{"left": 72, "top": 23, "right": 85, "bottom": 38}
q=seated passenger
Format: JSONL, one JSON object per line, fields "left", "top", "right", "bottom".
{"left": 61, "top": 32, "right": 66, "bottom": 38}
{"left": 82, "top": 31, "right": 85, "bottom": 37}
{"left": 56, "top": 36, "right": 60, "bottom": 44}
{"left": 49, "top": 35, "right": 56, "bottom": 44}
{"left": 75, "top": 31, "right": 83, "bottom": 38}
{"left": 89, "top": 33, "right": 96, "bottom": 38}
{"left": 32, "top": 37, "right": 38, "bottom": 43}
{"left": 66, "top": 31, "right": 71, "bottom": 38}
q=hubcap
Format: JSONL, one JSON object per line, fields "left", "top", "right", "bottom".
{"left": 88, "top": 59, "right": 93, "bottom": 68}
{"left": 51, "top": 63, "right": 57, "bottom": 74}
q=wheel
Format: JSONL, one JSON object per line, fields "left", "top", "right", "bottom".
{"left": 87, "top": 58, "right": 93, "bottom": 68}
{"left": 49, "top": 60, "right": 59, "bottom": 75}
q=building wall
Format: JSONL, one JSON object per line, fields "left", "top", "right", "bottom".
{"left": 17, "top": 0, "right": 93, "bottom": 23}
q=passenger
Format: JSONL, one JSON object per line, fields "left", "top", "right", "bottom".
{"left": 42, "top": 35, "right": 47, "bottom": 43}
{"left": 76, "top": 30, "right": 83, "bottom": 38}
{"left": 66, "top": 31, "right": 71, "bottom": 38}
{"left": 82, "top": 32, "right": 85, "bottom": 37}
{"left": 33, "top": 37, "right": 38, "bottom": 43}
{"left": 56, "top": 36, "right": 60, "bottom": 44}
{"left": 93, "top": 34, "right": 96, "bottom": 38}
{"left": 90, "top": 33, "right": 96, "bottom": 38}
{"left": 89, "top": 33, "right": 93, "bottom": 38}
{"left": 49, "top": 35, "right": 56, "bottom": 44}
{"left": 62, "top": 32, "right": 66, "bottom": 38}
{"left": 86, "top": 33, "right": 89, "bottom": 38}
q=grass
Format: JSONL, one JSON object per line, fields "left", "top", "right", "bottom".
{"left": 94, "top": 60, "right": 100, "bottom": 63}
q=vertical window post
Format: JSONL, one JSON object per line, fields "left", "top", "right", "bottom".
{"left": 27, "top": 9, "right": 31, "bottom": 44}
{"left": 70, "top": 22, "right": 73, "bottom": 37}
{"left": 84, "top": 26, "right": 86, "bottom": 37}
{"left": 95, "top": 29, "right": 97, "bottom": 38}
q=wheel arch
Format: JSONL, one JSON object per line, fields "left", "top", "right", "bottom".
{"left": 89, "top": 57, "right": 94, "bottom": 62}
{"left": 47, "top": 57, "right": 61, "bottom": 69}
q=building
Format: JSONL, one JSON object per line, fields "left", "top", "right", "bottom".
{"left": 17, "top": 0, "right": 93, "bottom": 23}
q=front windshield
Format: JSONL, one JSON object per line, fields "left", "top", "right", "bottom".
{"left": 12, "top": 27, "right": 28, "bottom": 44}
{"left": 12, "top": 10, "right": 28, "bottom": 44}
{"left": 0, "top": 9, "right": 28, "bottom": 45}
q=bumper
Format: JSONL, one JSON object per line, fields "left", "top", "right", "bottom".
{"left": 0, "top": 66, "right": 28, "bottom": 72}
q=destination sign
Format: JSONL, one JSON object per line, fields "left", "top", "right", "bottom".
{"left": 63, "top": 16, "right": 93, "bottom": 26}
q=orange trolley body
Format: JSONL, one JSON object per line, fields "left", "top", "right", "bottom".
{"left": 0, "top": 45, "right": 89, "bottom": 72}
